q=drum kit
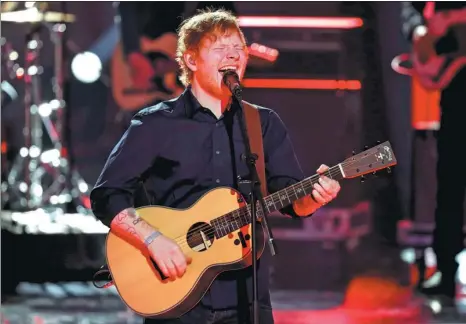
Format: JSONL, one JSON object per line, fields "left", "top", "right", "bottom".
{"left": 1, "top": 2, "right": 91, "bottom": 214}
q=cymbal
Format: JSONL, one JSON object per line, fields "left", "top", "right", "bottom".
{"left": 1, "top": 8, "right": 76, "bottom": 23}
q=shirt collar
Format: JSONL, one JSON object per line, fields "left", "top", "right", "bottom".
{"left": 184, "top": 85, "right": 203, "bottom": 118}
{"left": 183, "top": 85, "right": 238, "bottom": 119}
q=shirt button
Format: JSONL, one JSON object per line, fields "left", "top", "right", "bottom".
{"left": 216, "top": 179, "right": 220, "bottom": 183}
{"left": 215, "top": 150, "right": 220, "bottom": 155}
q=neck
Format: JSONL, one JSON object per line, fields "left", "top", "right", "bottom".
{"left": 191, "top": 82, "right": 231, "bottom": 119}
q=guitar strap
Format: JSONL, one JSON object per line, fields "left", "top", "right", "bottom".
{"left": 241, "top": 101, "right": 268, "bottom": 197}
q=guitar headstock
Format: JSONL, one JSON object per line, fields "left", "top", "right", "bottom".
{"left": 341, "top": 141, "right": 397, "bottom": 179}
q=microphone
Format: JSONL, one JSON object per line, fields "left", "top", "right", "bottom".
{"left": 221, "top": 69, "right": 242, "bottom": 100}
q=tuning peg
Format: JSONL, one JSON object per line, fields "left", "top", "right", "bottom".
{"left": 363, "top": 145, "right": 369, "bottom": 151}
{"left": 372, "top": 171, "right": 378, "bottom": 177}
{"left": 376, "top": 140, "right": 381, "bottom": 145}
{"left": 386, "top": 167, "right": 391, "bottom": 174}
{"left": 352, "top": 150, "right": 356, "bottom": 156}
{"left": 360, "top": 175, "right": 366, "bottom": 183}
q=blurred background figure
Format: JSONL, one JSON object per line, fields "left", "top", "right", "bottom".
{"left": 401, "top": 1, "right": 466, "bottom": 307}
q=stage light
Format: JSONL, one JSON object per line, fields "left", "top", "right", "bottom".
{"left": 71, "top": 51, "right": 102, "bottom": 83}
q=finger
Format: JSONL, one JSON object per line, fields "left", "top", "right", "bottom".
{"left": 314, "top": 183, "right": 332, "bottom": 202}
{"left": 166, "top": 259, "right": 178, "bottom": 278}
{"left": 316, "top": 179, "right": 333, "bottom": 198}
{"left": 316, "top": 164, "right": 329, "bottom": 174}
{"left": 173, "top": 254, "right": 187, "bottom": 277}
{"left": 312, "top": 188, "right": 327, "bottom": 205}
{"left": 154, "top": 257, "right": 171, "bottom": 278}
{"left": 170, "top": 247, "right": 187, "bottom": 276}
{"left": 319, "top": 177, "right": 340, "bottom": 198}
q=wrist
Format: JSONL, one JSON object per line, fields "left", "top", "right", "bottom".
{"left": 144, "top": 230, "right": 162, "bottom": 247}
{"left": 293, "top": 195, "right": 319, "bottom": 216}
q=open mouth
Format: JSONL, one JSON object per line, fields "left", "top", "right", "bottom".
{"left": 218, "top": 66, "right": 238, "bottom": 73}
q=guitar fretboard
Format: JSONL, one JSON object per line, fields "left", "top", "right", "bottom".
{"left": 210, "top": 164, "right": 344, "bottom": 238}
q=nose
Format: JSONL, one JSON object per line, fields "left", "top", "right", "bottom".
{"left": 226, "top": 48, "right": 240, "bottom": 60}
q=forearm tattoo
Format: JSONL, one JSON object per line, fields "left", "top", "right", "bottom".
{"left": 114, "top": 208, "right": 154, "bottom": 238}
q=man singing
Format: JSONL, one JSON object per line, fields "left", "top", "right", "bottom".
{"left": 91, "top": 9, "right": 341, "bottom": 324}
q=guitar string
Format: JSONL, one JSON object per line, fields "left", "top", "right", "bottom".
{"left": 172, "top": 167, "right": 343, "bottom": 250}
{"left": 167, "top": 153, "right": 390, "bottom": 250}
{"left": 172, "top": 156, "right": 389, "bottom": 250}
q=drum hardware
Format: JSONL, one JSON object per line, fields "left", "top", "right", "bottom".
{"left": 1, "top": 3, "right": 91, "bottom": 214}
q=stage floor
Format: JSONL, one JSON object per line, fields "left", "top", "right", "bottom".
{"left": 1, "top": 283, "right": 465, "bottom": 324}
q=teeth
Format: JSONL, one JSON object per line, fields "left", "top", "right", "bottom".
{"left": 221, "top": 66, "right": 237, "bottom": 71}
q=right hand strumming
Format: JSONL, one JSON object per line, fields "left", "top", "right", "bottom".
{"left": 146, "top": 233, "right": 191, "bottom": 279}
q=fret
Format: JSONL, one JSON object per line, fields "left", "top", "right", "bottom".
{"left": 264, "top": 198, "right": 271, "bottom": 214}
{"left": 273, "top": 193, "right": 282, "bottom": 209}
{"left": 219, "top": 222, "right": 226, "bottom": 237}
{"left": 239, "top": 208, "right": 247, "bottom": 225}
{"left": 265, "top": 196, "right": 277, "bottom": 213}
{"left": 211, "top": 218, "right": 220, "bottom": 238}
{"left": 291, "top": 184, "right": 299, "bottom": 200}
{"left": 327, "top": 169, "right": 333, "bottom": 179}
{"left": 298, "top": 180, "right": 307, "bottom": 197}
{"left": 309, "top": 176, "right": 317, "bottom": 188}
{"left": 277, "top": 192, "right": 288, "bottom": 208}
{"left": 285, "top": 190, "right": 292, "bottom": 205}
{"left": 215, "top": 222, "right": 223, "bottom": 237}
{"left": 232, "top": 210, "right": 239, "bottom": 229}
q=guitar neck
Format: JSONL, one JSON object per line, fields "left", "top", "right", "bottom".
{"left": 210, "top": 140, "right": 397, "bottom": 238}
{"left": 262, "top": 164, "right": 344, "bottom": 214}
{"left": 210, "top": 164, "right": 344, "bottom": 238}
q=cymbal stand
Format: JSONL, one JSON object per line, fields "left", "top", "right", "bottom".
{"left": 3, "top": 14, "right": 91, "bottom": 214}
{"left": 3, "top": 25, "right": 46, "bottom": 210}
{"left": 47, "top": 20, "right": 92, "bottom": 215}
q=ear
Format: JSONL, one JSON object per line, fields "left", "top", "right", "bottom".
{"left": 184, "top": 51, "right": 197, "bottom": 72}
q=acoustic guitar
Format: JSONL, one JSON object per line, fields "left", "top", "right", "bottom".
{"left": 105, "top": 141, "right": 397, "bottom": 319}
{"left": 111, "top": 32, "right": 279, "bottom": 112}
{"left": 111, "top": 32, "right": 185, "bottom": 112}
{"left": 392, "top": 7, "right": 466, "bottom": 90}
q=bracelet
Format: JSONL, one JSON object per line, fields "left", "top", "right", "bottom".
{"left": 144, "top": 231, "right": 161, "bottom": 247}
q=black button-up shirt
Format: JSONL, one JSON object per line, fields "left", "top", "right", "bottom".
{"left": 90, "top": 87, "right": 310, "bottom": 310}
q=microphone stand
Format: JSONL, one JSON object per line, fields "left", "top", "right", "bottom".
{"left": 229, "top": 83, "right": 277, "bottom": 324}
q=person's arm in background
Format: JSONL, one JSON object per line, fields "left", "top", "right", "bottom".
{"left": 116, "top": 2, "right": 154, "bottom": 88}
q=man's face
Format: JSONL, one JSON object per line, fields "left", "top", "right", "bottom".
{"left": 191, "top": 30, "right": 248, "bottom": 98}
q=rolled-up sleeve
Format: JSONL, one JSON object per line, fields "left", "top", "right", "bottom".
{"left": 263, "top": 110, "right": 313, "bottom": 218}
{"left": 90, "top": 114, "right": 159, "bottom": 226}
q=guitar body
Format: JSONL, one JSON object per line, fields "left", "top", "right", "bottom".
{"left": 111, "top": 32, "right": 184, "bottom": 111}
{"left": 106, "top": 187, "right": 266, "bottom": 319}
{"left": 412, "top": 8, "right": 466, "bottom": 90}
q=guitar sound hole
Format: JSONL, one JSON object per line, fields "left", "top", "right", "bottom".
{"left": 187, "top": 222, "right": 215, "bottom": 252}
